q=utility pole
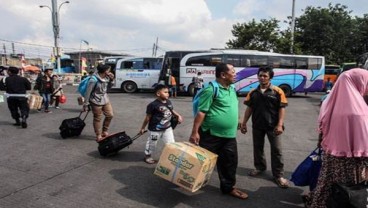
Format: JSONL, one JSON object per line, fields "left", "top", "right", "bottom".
{"left": 152, "top": 37, "right": 158, "bottom": 57}
{"left": 290, "top": 0, "right": 296, "bottom": 54}
{"left": 51, "top": 0, "right": 61, "bottom": 73}
{"left": 40, "top": 0, "right": 69, "bottom": 74}
{"left": 11, "top": 42, "right": 15, "bottom": 55}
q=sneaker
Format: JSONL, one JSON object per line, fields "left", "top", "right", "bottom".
{"left": 44, "top": 110, "right": 52, "bottom": 113}
{"left": 55, "top": 106, "right": 60, "bottom": 109}
{"left": 49, "top": 105, "right": 53, "bottom": 108}
{"left": 37, "top": 109, "right": 42, "bottom": 112}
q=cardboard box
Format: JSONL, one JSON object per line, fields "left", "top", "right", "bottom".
{"left": 154, "top": 142, "right": 218, "bottom": 192}
{"left": 28, "top": 94, "right": 43, "bottom": 110}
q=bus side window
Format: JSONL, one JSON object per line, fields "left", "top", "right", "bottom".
{"left": 296, "top": 59, "right": 307, "bottom": 69}
{"left": 144, "top": 62, "right": 150, "bottom": 69}
{"left": 240, "top": 55, "right": 251, "bottom": 67}
{"left": 124, "top": 61, "right": 133, "bottom": 69}
{"left": 308, "top": 58, "right": 320, "bottom": 69}
{"left": 250, "top": 56, "right": 268, "bottom": 67}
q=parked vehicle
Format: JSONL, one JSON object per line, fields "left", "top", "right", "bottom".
{"left": 110, "top": 57, "right": 163, "bottom": 93}
{"left": 341, "top": 62, "right": 356, "bottom": 72}
{"left": 158, "top": 49, "right": 325, "bottom": 96}
{"left": 324, "top": 64, "right": 341, "bottom": 83}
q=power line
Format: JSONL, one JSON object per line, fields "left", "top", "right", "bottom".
{"left": 0, "top": 38, "right": 160, "bottom": 58}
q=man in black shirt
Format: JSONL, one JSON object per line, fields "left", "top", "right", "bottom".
{"left": 241, "top": 66, "right": 289, "bottom": 188}
{"left": 0, "top": 67, "right": 31, "bottom": 128}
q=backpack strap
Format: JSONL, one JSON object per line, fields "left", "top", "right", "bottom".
{"left": 90, "top": 75, "right": 99, "bottom": 93}
{"left": 209, "top": 81, "right": 220, "bottom": 98}
{"left": 208, "top": 81, "right": 236, "bottom": 98}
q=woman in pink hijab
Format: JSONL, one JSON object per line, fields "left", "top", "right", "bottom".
{"left": 306, "top": 68, "right": 368, "bottom": 207}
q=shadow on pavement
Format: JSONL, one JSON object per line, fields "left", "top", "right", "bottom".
{"left": 237, "top": 167, "right": 293, "bottom": 180}
{"left": 109, "top": 166, "right": 304, "bottom": 208}
{"left": 43, "top": 132, "right": 95, "bottom": 141}
{"left": 0, "top": 121, "right": 13, "bottom": 125}
{"left": 88, "top": 150, "right": 144, "bottom": 163}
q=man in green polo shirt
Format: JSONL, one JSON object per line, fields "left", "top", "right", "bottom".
{"left": 189, "top": 63, "right": 248, "bottom": 200}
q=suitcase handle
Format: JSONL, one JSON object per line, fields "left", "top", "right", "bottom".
{"left": 131, "top": 130, "right": 147, "bottom": 141}
{"left": 78, "top": 110, "right": 90, "bottom": 121}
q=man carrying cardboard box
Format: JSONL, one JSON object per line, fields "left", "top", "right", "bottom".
{"left": 189, "top": 63, "right": 248, "bottom": 200}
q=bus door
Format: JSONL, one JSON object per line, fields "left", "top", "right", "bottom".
{"left": 161, "top": 57, "right": 181, "bottom": 86}
{"left": 294, "top": 58, "right": 308, "bottom": 91}
{"left": 144, "top": 58, "right": 163, "bottom": 87}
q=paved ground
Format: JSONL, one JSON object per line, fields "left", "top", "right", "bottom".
{"left": 0, "top": 86, "right": 323, "bottom": 208}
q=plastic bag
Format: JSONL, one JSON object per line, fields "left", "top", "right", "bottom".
{"left": 59, "top": 94, "right": 67, "bottom": 104}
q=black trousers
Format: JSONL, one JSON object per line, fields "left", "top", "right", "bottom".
{"left": 199, "top": 129, "right": 238, "bottom": 194}
{"left": 7, "top": 97, "right": 29, "bottom": 120}
{"left": 252, "top": 128, "right": 284, "bottom": 178}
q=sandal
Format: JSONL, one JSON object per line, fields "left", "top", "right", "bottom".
{"left": 144, "top": 157, "right": 157, "bottom": 164}
{"left": 275, "top": 177, "right": 289, "bottom": 189}
{"left": 102, "top": 132, "right": 109, "bottom": 137}
{"left": 96, "top": 135, "right": 104, "bottom": 143}
{"left": 229, "top": 188, "right": 248, "bottom": 200}
{"left": 248, "top": 169, "right": 264, "bottom": 177}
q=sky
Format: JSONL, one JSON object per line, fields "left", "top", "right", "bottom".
{"left": 0, "top": 0, "right": 367, "bottom": 60}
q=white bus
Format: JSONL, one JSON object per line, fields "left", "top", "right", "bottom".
{"left": 110, "top": 57, "right": 163, "bottom": 93}
{"left": 103, "top": 56, "right": 132, "bottom": 72}
{"left": 158, "top": 50, "right": 325, "bottom": 96}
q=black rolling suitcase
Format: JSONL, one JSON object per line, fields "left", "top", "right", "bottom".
{"left": 98, "top": 131, "right": 146, "bottom": 156}
{"left": 59, "top": 111, "right": 89, "bottom": 139}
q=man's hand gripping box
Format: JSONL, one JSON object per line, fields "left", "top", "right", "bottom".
{"left": 154, "top": 142, "right": 218, "bottom": 192}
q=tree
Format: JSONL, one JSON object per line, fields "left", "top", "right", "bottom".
{"left": 226, "top": 18, "right": 281, "bottom": 52}
{"left": 225, "top": 3, "right": 368, "bottom": 64}
{"left": 354, "top": 14, "right": 368, "bottom": 57}
{"left": 295, "top": 4, "right": 355, "bottom": 64}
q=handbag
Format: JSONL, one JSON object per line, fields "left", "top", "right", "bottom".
{"left": 171, "top": 115, "right": 179, "bottom": 129}
{"left": 290, "top": 148, "right": 322, "bottom": 191}
{"left": 327, "top": 181, "right": 368, "bottom": 208}
{"left": 166, "top": 102, "right": 179, "bottom": 129}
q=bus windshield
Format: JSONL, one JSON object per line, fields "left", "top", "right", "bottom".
{"left": 158, "top": 50, "right": 325, "bottom": 96}
{"left": 103, "top": 56, "right": 131, "bottom": 76}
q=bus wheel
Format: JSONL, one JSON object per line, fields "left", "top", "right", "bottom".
{"left": 279, "top": 84, "right": 292, "bottom": 97}
{"left": 121, "top": 81, "right": 137, "bottom": 93}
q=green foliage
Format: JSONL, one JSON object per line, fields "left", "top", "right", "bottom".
{"left": 226, "top": 3, "right": 368, "bottom": 64}
{"left": 296, "top": 3, "right": 355, "bottom": 64}
{"left": 226, "top": 18, "right": 281, "bottom": 52}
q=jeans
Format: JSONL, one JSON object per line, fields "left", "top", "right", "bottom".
{"left": 91, "top": 102, "right": 114, "bottom": 137}
{"left": 41, "top": 93, "right": 51, "bottom": 110}
{"left": 252, "top": 128, "right": 284, "bottom": 178}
